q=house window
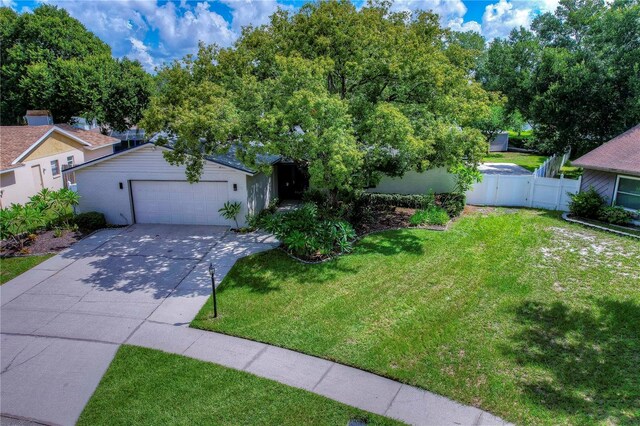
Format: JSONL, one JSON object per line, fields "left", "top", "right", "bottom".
{"left": 67, "top": 155, "right": 74, "bottom": 167}
{"left": 614, "top": 175, "right": 640, "bottom": 211}
{"left": 50, "top": 160, "right": 60, "bottom": 176}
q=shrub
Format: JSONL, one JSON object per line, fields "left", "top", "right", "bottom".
{"left": 598, "top": 206, "right": 632, "bottom": 225}
{"left": 362, "top": 192, "right": 465, "bottom": 218}
{"left": 74, "top": 212, "right": 107, "bottom": 231}
{"left": 438, "top": 193, "right": 465, "bottom": 218}
{"left": 568, "top": 188, "right": 605, "bottom": 219}
{"left": 409, "top": 207, "right": 450, "bottom": 226}
{"left": 218, "top": 201, "right": 242, "bottom": 229}
{"left": 263, "top": 203, "right": 356, "bottom": 259}
{"left": 364, "top": 193, "right": 430, "bottom": 209}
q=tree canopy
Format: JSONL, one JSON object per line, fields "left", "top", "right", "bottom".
{"left": 478, "top": 0, "right": 640, "bottom": 155}
{"left": 0, "top": 5, "right": 153, "bottom": 131}
{"left": 142, "top": 0, "right": 498, "bottom": 192}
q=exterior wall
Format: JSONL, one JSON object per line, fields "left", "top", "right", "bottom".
{"left": 22, "top": 132, "right": 87, "bottom": 162}
{"left": 580, "top": 169, "right": 617, "bottom": 204}
{"left": 84, "top": 145, "right": 115, "bottom": 161}
{"left": 74, "top": 145, "right": 250, "bottom": 226}
{"left": 0, "top": 133, "right": 116, "bottom": 208}
{"left": 246, "top": 168, "right": 275, "bottom": 216}
{"left": 368, "top": 167, "right": 456, "bottom": 195}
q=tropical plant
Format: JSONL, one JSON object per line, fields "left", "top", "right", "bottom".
{"left": 218, "top": 201, "right": 242, "bottom": 229}
{"left": 263, "top": 203, "right": 356, "bottom": 259}
{"left": 0, "top": 204, "right": 46, "bottom": 249}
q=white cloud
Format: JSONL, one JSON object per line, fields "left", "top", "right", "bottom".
{"left": 391, "top": 0, "right": 467, "bottom": 20}
{"left": 480, "top": 0, "right": 562, "bottom": 40}
{"left": 447, "top": 17, "right": 481, "bottom": 33}
{"left": 127, "top": 37, "right": 157, "bottom": 72}
{"left": 222, "top": 0, "right": 291, "bottom": 33}
{"left": 481, "top": 0, "right": 534, "bottom": 39}
{"left": 1, "top": 0, "right": 16, "bottom": 8}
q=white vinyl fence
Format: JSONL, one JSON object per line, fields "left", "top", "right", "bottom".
{"left": 466, "top": 175, "right": 581, "bottom": 211}
{"left": 534, "top": 149, "right": 571, "bottom": 178}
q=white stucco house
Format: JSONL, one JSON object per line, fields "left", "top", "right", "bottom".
{"left": 0, "top": 124, "right": 120, "bottom": 208}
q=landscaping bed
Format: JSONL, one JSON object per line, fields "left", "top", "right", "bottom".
{"left": 192, "top": 209, "right": 640, "bottom": 425}
{"left": 0, "top": 228, "right": 83, "bottom": 257}
{"left": 79, "top": 345, "right": 399, "bottom": 426}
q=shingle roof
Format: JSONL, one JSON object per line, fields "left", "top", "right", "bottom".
{"left": 150, "top": 133, "right": 281, "bottom": 174}
{"left": 572, "top": 124, "right": 640, "bottom": 176}
{"left": 0, "top": 125, "right": 120, "bottom": 171}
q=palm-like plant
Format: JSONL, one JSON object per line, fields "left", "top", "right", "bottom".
{"left": 218, "top": 201, "right": 242, "bottom": 229}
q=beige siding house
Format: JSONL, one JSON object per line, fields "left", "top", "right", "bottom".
{"left": 0, "top": 125, "right": 120, "bottom": 208}
{"left": 573, "top": 124, "right": 640, "bottom": 211}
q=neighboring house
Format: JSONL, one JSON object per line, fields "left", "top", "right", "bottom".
{"left": 573, "top": 124, "right": 640, "bottom": 211}
{"left": 66, "top": 143, "right": 279, "bottom": 227}
{"left": 0, "top": 125, "right": 120, "bottom": 208}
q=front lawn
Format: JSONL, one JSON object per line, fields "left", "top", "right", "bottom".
{"left": 192, "top": 209, "right": 640, "bottom": 425}
{"left": 0, "top": 254, "right": 53, "bottom": 284}
{"left": 79, "top": 346, "right": 399, "bottom": 426}
{"left": 482, "top": 152, "right": 546, "bottom": 171}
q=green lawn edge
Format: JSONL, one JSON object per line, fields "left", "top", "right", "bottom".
{"left": 78, "top": 345, "right": 403, "bottom": 426}
{"left": 0, "top": 254, "right": 54, "bottom": 285}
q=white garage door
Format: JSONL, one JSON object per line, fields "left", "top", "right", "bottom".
{"left": 131, "top": 180, "right": 229, "bottom": 225}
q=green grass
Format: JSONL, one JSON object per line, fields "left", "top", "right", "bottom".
{"left": 79, "top": 345, "right": 400, "bottom": 426}
{"left": 482, "top": 152, "right": 547, "bottom": 171}
{"left": 557, "top": 161, "right": 583, "bottom": 180}
{"left": 0, "top": 254, "right": 53, "bottom": 285}
{"left": 507, "top": 129, "right": 534, "bottom": 138}
{"left": 192, "top": 209, "right": 640, "bottom": 425}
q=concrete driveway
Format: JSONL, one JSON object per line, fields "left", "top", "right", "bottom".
{"left": 0, "top": 225, "right": 277, "bottom": 425}
{"left": 479, "top": 163, "right": 532, "bottom": 175}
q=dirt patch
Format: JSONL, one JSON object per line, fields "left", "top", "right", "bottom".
{"left": 1, "top": 229, "right": 83, "bottom": 257}
{"left": 540, "top": 226, "right": 640, "bottom": 280}
{"left": 356, "top": 207, "right": 414, "bottom": 235}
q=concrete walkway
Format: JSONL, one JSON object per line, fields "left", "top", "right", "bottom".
{"left": 1, "top": 226, "right": 511, "bottom": 426}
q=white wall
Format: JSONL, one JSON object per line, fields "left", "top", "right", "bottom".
{"left": 84, "top": 145, "right": 115, "bottom": 161}
{"left": 368, "top": 167, "right": 456, "bottom": 194}
{"left": 0, "top": 148, "right": 83, "bottom": 207}
{"left": 75, "top": 145, "right": 250, "bottom": 226}
{"left": 246, "top": 168, "right": 274, "bottom": 216}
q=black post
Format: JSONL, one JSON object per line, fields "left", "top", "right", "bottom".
{"left": 209, "top": 263, "right": 218, "bottom": 318}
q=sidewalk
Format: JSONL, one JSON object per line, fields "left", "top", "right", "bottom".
{"left": 126, "top": 321, "right": 510, "bottom": 426}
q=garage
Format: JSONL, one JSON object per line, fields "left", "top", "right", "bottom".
{"left": 131, "top": 180, "right": 229, "bottom": 225}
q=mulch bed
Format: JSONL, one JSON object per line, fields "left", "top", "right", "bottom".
{"left": 1, "top": 229, "right": 84, "bottom": 257}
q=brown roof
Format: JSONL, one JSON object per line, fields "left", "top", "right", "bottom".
{"left": 572, "top": 124, "right": 640, "bottom": 176}
{"left": 0, "top": 125, "right": 120, "bottom": 171}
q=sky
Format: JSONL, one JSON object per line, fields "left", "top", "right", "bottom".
{"left": 2, "top": 0, "right": 560, "bottom": 72}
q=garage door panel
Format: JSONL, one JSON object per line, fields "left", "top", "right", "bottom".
{"left": 132, "top": 181, "right": 229, "bottom": 225}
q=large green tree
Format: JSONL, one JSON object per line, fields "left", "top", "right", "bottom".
{"left": 478, "top": 0, "right": 640, "bottom": 155}
{"left": 143, "top": 0, "right": 497, "bottom": 193}
{"left": 0, "top": 5, "right": 153, "bottom": 131}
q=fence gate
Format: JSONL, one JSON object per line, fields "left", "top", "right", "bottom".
{"left": 466, "top": 175, "right": 581, "bottom": 211}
